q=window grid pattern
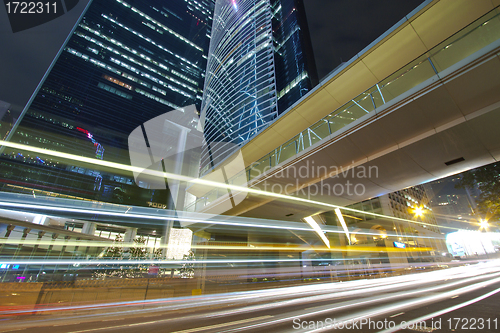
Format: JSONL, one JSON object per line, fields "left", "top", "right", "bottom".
{"left": 200, "top": 0, "right": 278, "bottom": 172}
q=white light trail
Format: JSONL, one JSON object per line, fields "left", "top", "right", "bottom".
{"left": 335, "top": 208, "right": 351, "bottom": 245}
{"left": 304, "top": 216, "right": 330, "bottom": 248}
{"left": 0, "top": 140, "right": 458, "bottom": 230}
{"left": 379, "top": 286, "right": 500, "bottom": 333}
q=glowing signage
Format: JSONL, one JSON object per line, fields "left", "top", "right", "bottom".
{"left": 76, "top": 127, "right": 104, "bottom": 159}
{"left": 393, "top": 241, "right": 406, "bottom": 249}
{"left": 33, "top": 214, "right": 47, "bottom": 225}
{"left": 446, "top": 230, "right": 497, "bottom": 256}
{"left": 166, "top": 228, "right": 193, "bottom": 260}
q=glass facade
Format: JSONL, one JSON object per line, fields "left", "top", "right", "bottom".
{"left": 320, "top": 185, "right": 448, "bottom": 266}
{"left": 0, "top": 0, "right": 214, "bottom": 205}
{"left": 199, "top": 0, "right": 317, "bottom": 174}
{"left": 272, "top": 0, "right": 318, "bottom": 113}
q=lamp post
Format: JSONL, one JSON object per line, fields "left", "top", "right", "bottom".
{"left": 411, "top": 206, "right": 425, "bottom": 261}
{"left": 479, "top": 218, "right": 490, "bottom": 259}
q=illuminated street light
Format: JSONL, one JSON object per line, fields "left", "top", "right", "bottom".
{"left": 413, "top": 206, "right": 424, "bottom": 217}
{"left": 480, "top": 219, "right": 489, "bottom": 229}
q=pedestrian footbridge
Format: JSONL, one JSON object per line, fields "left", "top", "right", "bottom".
{"left": 186, "top": 0, "right": 500, "bottom": 221}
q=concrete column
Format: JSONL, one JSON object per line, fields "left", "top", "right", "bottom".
{"left": 168, "top": 126, "right": 190, "bottom": 211}
{"left": 4, "top": 224, "right": 15, "bottom": 238}
{"left": 161, "top": 221, "right": 174, "bottom": 258}
{"left": 123, "top": 228, "right": 137, "bottom": 243}
{"left": 384, "top": 239, "right": 408, "bottom": 267}
{"left": 82, "top": 222, "right": 96, "bottom": 236}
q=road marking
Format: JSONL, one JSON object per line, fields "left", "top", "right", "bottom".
{"left": 171, "top": 315, "right": 273, "bottom": 333}
{"left": 305, "top": 305, "right": 326, "bottom": 311}
{"left": 67, "top": 315, "right": 272, "bottom": 333}
{"left": 451, "top": 295, "right": 459, "bottom": 299}
{"left": 67, "top": 320, "right": 171, "bottom": 332}
{"left": 390, "top": 312, "right": 405, "bottom": 318}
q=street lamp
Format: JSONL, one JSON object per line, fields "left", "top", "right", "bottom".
{"left": 478, "top": 218, "right": 490, "bottom": 259}
{"left": 413, "top": 206, "right": 424, "bottom": 217}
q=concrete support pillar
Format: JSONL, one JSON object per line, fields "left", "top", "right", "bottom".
{"left": 192, "top": 231, "right": 210, "bottom": 281}
{"left": 22, "top": 228, "right": 31, "bottom": 239}
{"left": 168, "top": 127, "right": 190, "bottom": 212}
{"left": 82, "top": 222, "right": 96, "bottom": 236}
{"left": 161, "top": 220, "right": 174, "bottom": 258}
{"left": 384, "top": 239, "right": 408, "bottom": 267}
{"left": 4, "top": 224, "right": 15, "bottom": 238}
{"left": 123, "top": 228, "right": 137, "bottom": 243}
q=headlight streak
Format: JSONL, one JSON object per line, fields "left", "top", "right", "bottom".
{"left": 0, "top": 256, "right": 432, "bottom": 265}
{"left": 0, "top": 199, "right": 446, "bottom": 242}
{"left": 0, "top": 264, "right": 464, "bottom": 317}
{"left": 2, "top": 261, "right": 498, "bottom": 325}
{"left": 2, "top": 263, "right": 499, "bottom": 333}
{"left": 0, "top": 140, "right": 461, "bottom": 231}
{"left": 0, "top": 290, "right": 274, "bottom": 318}
{"left": 206, "top": 265, "right": 500, "bottom": 332}
{"left": 0, "top": 239, "right": 433, "bottom": 253}
{"left": 378, "top": 286, "right": 500, "bottom": 333}
{"left": 302, "top": 276, "right": 500, "bottom": 333}
{"left": 205, "top": 270, "right": 500, "bottom": 322}
{"left": 295, "top": 268, "right": 500, "bottom": 331}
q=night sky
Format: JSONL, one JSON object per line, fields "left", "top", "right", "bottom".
{"left": 304, "top": 0, "right": 425, "bottom": 80}
{"left": 0, "top": 0, "right": 91, "bottom": 118}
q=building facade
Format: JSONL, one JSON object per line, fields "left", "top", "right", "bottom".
{"left": 1, "top": 0, "right": 214, "bottom": 205}
{"left": 199, "top": 0, "right": 317, "bottom": 174}
{"left": 318, "top": 185, "right": 448, "bottom": 268}
{"left": 424, "top": 175, "right": 480, "bottom": 231}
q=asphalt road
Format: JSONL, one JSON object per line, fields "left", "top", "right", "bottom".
{"left": 1, "top": 260, "right": 500, "bottom": 333}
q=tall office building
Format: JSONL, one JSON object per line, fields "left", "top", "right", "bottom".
{"left": 199, "top": 0, "right": 317, "bottom": 174}
{"left": 1, "top": 0, "right": 214, "bottom": 204}
{"left": 424, "top": 175, "right": 480, "bottom": 231}
{"left": 336, "top": 185, "right": 448, "bottom": 263}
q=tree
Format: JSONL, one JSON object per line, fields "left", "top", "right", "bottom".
{"left": 125, "top": 235, "right": 149, "bottom": 278}
{"left": 102, "top": 234, "right": 123, "bottom": 258}
{"left": 93, "top": 235, "right": 151, "bottom": 279}
{"left": 130, "top": 235, "right": 149, "bottom": 259}
{"left": 456, "top": 162, "right": 500, "bottom": 223}
{"left": 93, "top": 234, "right": 126, "bottom": 279}
{"left": 179, "top": 250, "right": 195, "bottom": 278}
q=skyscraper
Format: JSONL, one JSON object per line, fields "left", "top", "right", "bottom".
{"left": 320, "top": 185, "right": 447, "bottom": 267}
{"left": 424, "top": 175, "right": 480, "bottom": 231}
{"left": 272, "top": 0, "right": 318, "bottom": 113}
{"left": 199, "top": 0, "right": 317, "bottom": 175}
{"left": 1, "top": 0, "right": 214, "bottom": 204}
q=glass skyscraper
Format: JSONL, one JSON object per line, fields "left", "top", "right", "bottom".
{"left": 0, "top": 0, "right": 214, "bottom": 205}
{"left": 199, "top": 0, "right": 317, "bottom": 174}
{"left": 272, "top": 0, "right": 318, "bottom": 113}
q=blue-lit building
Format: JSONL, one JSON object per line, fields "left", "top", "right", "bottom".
{"left": 272, "top": 0, "right": 318, "bottom": 113}
{"left": 199, "top": 0, "right": 317, "bottom": 174}
{"left": 0, "top": 0, "right": 214, "bottom": 204}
